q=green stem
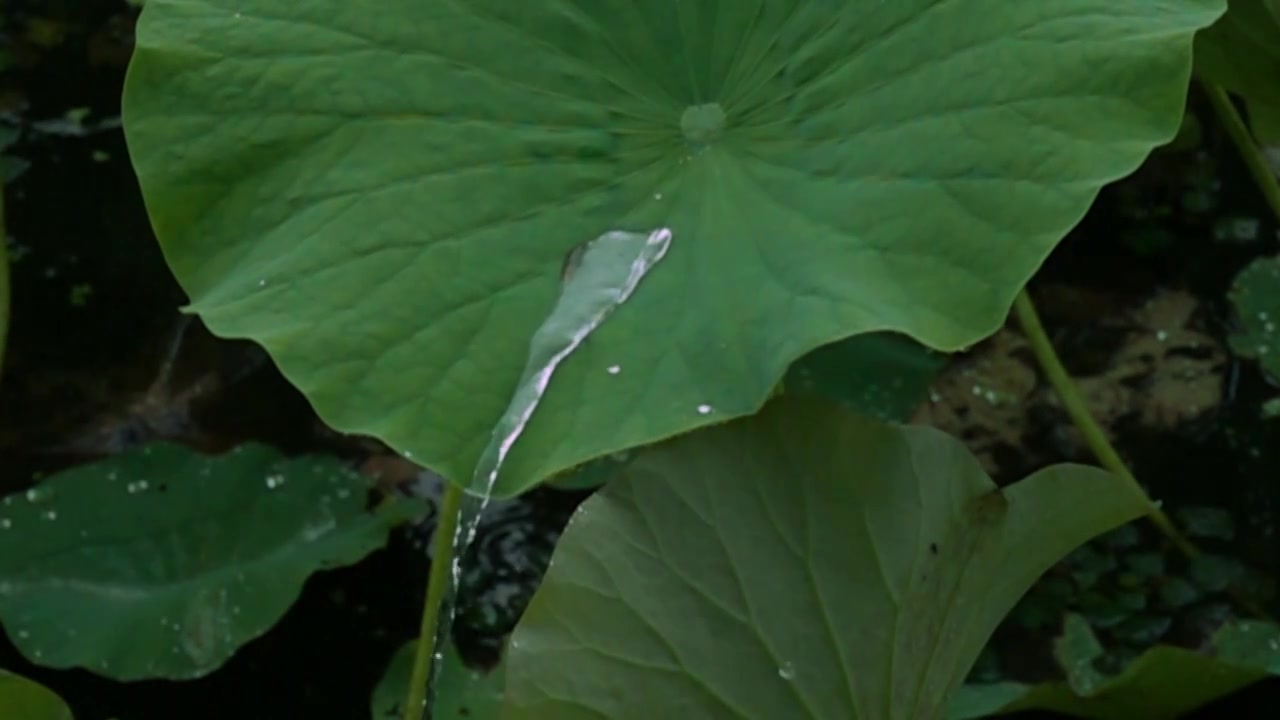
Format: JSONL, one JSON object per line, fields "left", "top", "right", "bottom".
{"left": 1013, "top": 291, "right": 1273, "bottom": 619}
{"left": 1012, "top": 291, "right": 1200, "bottom": 558}
{"left": 403, "top": 481, "right": 465, "bottom": 720}
{"left": 1201, "top": 80, "right": 1280, "bottom": 224}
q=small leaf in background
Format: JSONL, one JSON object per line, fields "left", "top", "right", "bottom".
{"left": 1114, "top": 615, "right": 1174, "bottom": 648}
{"left": 951, "top": 620, "right": 1280, "bottom": 720}
{"left": 123, "top": 0, "right": 1221, "bottom": 496}
{"left": 1195, "top": 0, "right": 1280, "bottom": 142}
{"left": 1227, "top": 255, "right": 1280, "bottom": 382}
{"left": 1122, "top": 552, "right": 1165, "bottom": 579}
{"left": 543, "top": 452, "right": 629, "bottom": 493}
{"left": 0, "top": 670, "right": 74, "bottom": 720}
{"left": 371, "top": 639, "right": 504, "bottom": 720}
{"left": 1186, "top": 554, "right": 1245, "bottom": 593}
{"left": 0, "top": 442, "right": 423, "bottom": 681}
{"left": 1055, "top": 615, "right": 1108, "bottom": 696}
{"left": 1158, "top": 578, "right": 1203, "bottom": 610}
{"left": 1175, "top": 505, "right": 1236, "bottom": 540}
{"left": 0, "top": 186, "right": 8, "bottom": 379}
{"left": 501, "top": 396, "right": 1147, "bottom": 720}
{"left": 785, "top": 332, "right": 947, "bottom": 421}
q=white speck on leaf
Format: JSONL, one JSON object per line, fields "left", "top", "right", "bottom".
{"left": 697, "top": 404, "right": 713, "bottom": 415}
{"left": 607, "top": 365, "right": 621, "bottom": 375}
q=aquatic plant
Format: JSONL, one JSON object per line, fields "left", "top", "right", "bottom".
{"left": 4, "top": 0, "right": 1280, "bottom": 718}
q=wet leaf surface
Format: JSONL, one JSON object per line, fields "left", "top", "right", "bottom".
{"left": 0, "top": 442, "right": 424, "bottom": 680}
{"left": 503, "top": 396, "right": 1147, "bottom": 720}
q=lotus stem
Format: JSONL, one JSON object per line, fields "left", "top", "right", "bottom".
{"left": 1013, "top": 290, "right": 1199, "bottom": 552}
{"left": 1201, "top": 81, "right": 1280, "bottom": 224}
{"left": 403, "top": 480, "right": 464, "bottom": 720}
{"left": 1013, "top": 290, "right": 1272, "bottom": 619}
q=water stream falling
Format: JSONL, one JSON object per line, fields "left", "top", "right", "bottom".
{"left": 419, "top": 227, "right": 673, "bottom": 715}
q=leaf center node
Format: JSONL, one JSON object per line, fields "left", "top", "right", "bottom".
{"left": 680, "top": 103, "right": 726, "bottom": 146}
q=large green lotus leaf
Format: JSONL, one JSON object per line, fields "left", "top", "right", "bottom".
{"left": 0, "top": 442, "right": 423, "bottom": 681}
{"left": 1196, "top": 0, "right": 1280, "bottom": 142}
{"left": 371, "top": 638, "right": 506, "bottom": 720}
{"left": 0, "top": 670, "right": 74, "bottom": 720}
{"left": 951, "top": 617, "right": 1280, "bottom": 719}
{"left": 122, "top": 1, "right": 1221, "bottom": 495}
{"left": 500, "top": 396, "right": 1149, "bottom": 720}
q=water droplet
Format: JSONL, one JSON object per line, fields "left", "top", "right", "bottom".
{"left": 653, "top": 192, "right": 663, "bottom": 200}
{"left": 43, "top": 510, "right": 57, "bottom": 521}
{"left": 0, "top": 519, "right": 9, "bottom": 530}
{"left": 265, "top": 474, "right": 285, "bottom": 489}
{"left": 606, "top": 365, "right": 621, "bottom": 375}
{"left": 697, "top": 404, "right": 713, "bottom": 415}
{"left": 25, "top": 486, "right": 52, "bottom": 503}
{"left": 1156, "top": 330, "right": 1169, "bottom": 342}
{"left": 257, "top": 279, "right": 267, "bottom": 287}
{"left": 778, "top": 662, "right": 796, "bottom": 680}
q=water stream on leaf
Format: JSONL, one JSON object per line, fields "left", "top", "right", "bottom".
{"left": 420, "top": 227, "right": 673, "bottom": 714}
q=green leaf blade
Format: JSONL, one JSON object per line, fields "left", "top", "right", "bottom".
{"left": 0, "top": 442, "right": 422, "bottom": 680}
{"left": 500, "top": 397, "right": 1149, "bottom": 720}
{"left": 951, "top": 620, "right": 1280, "bottom": 720}
{"left": 124, "top": 1, "right": 1223, "bottom": 495}
{"left": 1195, "top": 0, "right": 1280, "bottom": 142}
{"left": 0, "top": 670, "right": 74, "bottom": 720}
